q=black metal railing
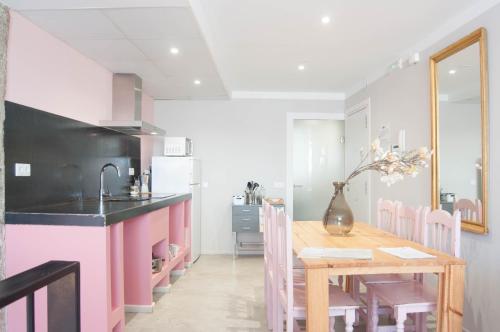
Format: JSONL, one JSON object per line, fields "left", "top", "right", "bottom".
{"left": 0, "top": 261, "right": 80, "bottom": 332}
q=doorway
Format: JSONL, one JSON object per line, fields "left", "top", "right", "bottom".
{"left": 345, "top": 99, "right": 371, "bottom": 225}
{"left": 286, "top": 113, "right": 345, "bottom": 222}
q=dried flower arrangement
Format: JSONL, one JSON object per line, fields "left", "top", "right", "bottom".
{"left": 345, "top": 138, "right": 432, "bottom": 186}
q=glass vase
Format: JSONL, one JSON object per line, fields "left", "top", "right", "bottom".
{"left": 323, "top": 182, "right": 354, "bottom": 235}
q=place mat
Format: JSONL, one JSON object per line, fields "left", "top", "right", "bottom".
{"left": 378, "top": 247, "right": 436, "bottom": 259}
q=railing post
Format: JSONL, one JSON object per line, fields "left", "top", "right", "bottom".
{"left": 0, "top": 261, "right": 81, "bottom": 332}
{"left": 26, "top": 293, "right": 34, "bottom": 332}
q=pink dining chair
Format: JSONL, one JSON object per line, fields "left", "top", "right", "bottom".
{"left": 274, "top": 208, "right": 359, "bottom": 332}
{"left": 377, "top": 198, "right": 401, "bottom": 234}
{"left": 366, "top": 208, "right": 461, "bottom": 332}
{"left": 454, "top": 198, "right": 482, "bottom": 224}
{"left": 397, "top": 205, "right": 424, "bottom": 243}
{"left": 263, "top": 201, "right": 275, "bottom": 330}
{"left": 354, "top": 203, "right": 423, "bottom": 324}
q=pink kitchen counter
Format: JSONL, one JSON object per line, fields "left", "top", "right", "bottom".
{"left": 5, "top": 194, "right": 192, "bottom": 332}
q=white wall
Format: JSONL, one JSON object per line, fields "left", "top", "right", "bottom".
{"left": 154, "top": 99, "right": 344, "bottom": 254}
{"left": 346, "top": 4, "right": 500, "bottom": 331}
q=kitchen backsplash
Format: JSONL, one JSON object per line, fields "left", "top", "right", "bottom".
{"left": 5, "top": 101, "right": 140, "bottom": 210}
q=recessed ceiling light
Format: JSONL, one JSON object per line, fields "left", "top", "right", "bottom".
{"left": 321, "top": 16, "right": 331, "bottom": 24}
{"left": 194, "top": 79, "right": 202, "bottom": 85}
{"left": 297, "top": 64, "right": 306, "bottom": 71}
{"left": 151, "top": 132, "right": 158, "bottom": 135}
{"left": 170, "top": 47, "right": 179, "bottom": 55}
{"left": 448, "top": 69, "right": 457, "bottom": 75}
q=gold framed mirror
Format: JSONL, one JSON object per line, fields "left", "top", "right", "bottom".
{"left": 430, "top": 28, "right": 489, "bottom": 234}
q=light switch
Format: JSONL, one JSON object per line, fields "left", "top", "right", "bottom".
{"left": 202, "top": 182, "right": 209, "bottom": 188}
{"left": 15, "top": 163, "right": 31, "bottom": 177}
{"left": 129, "top": 168, "right": 135, "bottom": 176}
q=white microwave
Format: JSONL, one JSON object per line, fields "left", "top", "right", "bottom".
{"left": 164, "top": 137, "right": 193, "bottom": 156}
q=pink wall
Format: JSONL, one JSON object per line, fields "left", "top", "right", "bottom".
{"left": 5, "top": 10, "right": 157, "bottom": 171}
{"left": 5, "top": 11, "right": 113, "bottom": 125}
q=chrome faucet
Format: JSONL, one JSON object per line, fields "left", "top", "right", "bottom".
{"left": 99, "top": 163, "right": 121, "bottom": 201}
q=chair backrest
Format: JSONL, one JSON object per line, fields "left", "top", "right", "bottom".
{"left": 454, "top": 198, "right": 482, "bottom": 223}
{"left": 422, "top": 208, "right": 461, "bottom": 257}
{"left": 263, "top": 201, "right": 272, "bottom": 263}
{"left": 377, "top": 198, "right": 401, "bottom": 234}
{"left": 396, "top": 204, "right": 423, "bottom": 243}
{"left": 275, "top": 207, "right": 294, "bottom": 331}
{"left": 262, "top": 201, "right": 275, "bottom": 330}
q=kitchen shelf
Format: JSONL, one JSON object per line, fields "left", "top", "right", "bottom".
{"left": 151, "top": 263, "right": 169, "bottom": 289}
{"left": 168, "top": 247, "right": 187, "bottom": 271}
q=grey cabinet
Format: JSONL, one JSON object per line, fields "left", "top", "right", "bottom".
{"left": 232, "top": 205, "right": 263, "bottom": 257}
{"left": 232, "top": 205, "right": 260, "bottom": 233}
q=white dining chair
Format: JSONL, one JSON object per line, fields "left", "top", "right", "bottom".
{"left": 366, "top": 208, "right": 461, "bottom": 332}
{"left": 354, "top": 202, "right": 423, "bottom": 325}
{"left": 454, "top": 198, "right": 482, "bottom": 224}
{"left": 274, "top": 208, "right": 359, "bottom": 332}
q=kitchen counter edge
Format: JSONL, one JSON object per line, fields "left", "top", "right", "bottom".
{"left": 5, "top": 193, "right": 192, "bottom": 227}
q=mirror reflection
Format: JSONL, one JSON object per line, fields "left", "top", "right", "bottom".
{"left": 437, "top": 42, "right": 483, "bottom": 224}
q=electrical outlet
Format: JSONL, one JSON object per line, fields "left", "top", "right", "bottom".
{"left": 129, "top": 168, "right": 135, "bottom": 176}
{"left": 15, "top": 163, "right": 31, "bottom": 177}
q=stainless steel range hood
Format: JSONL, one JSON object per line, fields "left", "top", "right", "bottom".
{"left": 100, "top": 74, "right": 165, "bottom": 136}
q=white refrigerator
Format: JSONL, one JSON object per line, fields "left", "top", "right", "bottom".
{"left": 152, "top": 156, "right": 201, "bottom": 263}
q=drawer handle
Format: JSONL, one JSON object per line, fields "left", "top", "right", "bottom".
{"left": 241, "top": 218, "right": 252, "bottom": 221}
{"left": 242, "top": 209, "right": 251, "bottom": 212}
{"left": 242, "top": 226, "right": 251, "bottom": 230}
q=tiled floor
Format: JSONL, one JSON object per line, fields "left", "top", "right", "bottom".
{"left": 125, "top": 255, "right": 267, "bottom": 332}
{"left": 125, "top": 255, "right": 433, "bottom": 332}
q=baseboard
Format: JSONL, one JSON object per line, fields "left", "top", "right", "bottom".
{"left": 125, "top": 303, "right": 154, "bottom": 313}
{"left": 153, "top": 285, "right": 171, "bottom": 293}
{"left": 171, "top": 269, "right": 186, "bottom": 276}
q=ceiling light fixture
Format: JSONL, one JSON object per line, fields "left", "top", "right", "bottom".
{"left": 170, "top": 47, "right": 179, "bottom": 55}
{"left": 297, "top": 64, "right": 306, "bottom": 71}
{"left": 321, "top": 16, "right": 331, "bottom": 24}
{"left": 194, "top": 79, "right": 201, "bottom": 85}
{"left": 448, "top": 69, "right": 457, "bottom": 75}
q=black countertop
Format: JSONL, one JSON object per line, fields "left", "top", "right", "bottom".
{"left": 6, "top": 193, "right": 192, "bottom": 227}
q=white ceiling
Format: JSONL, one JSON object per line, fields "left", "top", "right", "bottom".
{"left": 5, "top": 1, "right": 228, "bottom": 99}
{"left": 193, "top": 0, "right": 491, "bottom": 97}
{"left": 4, "top": 0, "right": 499, "bottom": 100}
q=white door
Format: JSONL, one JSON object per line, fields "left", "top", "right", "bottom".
{"left": 293, "top": 119, "right": 345, "bottom": 221}
{"left": 345, "top": 100, "right": 371, "bottom": 224}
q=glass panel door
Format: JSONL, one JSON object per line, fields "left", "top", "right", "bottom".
{"left": 293, "top": 119, "right": 345, "bottom": 221}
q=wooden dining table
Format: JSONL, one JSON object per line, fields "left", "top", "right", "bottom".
{"left": 293, "top": 221, "right": 466, "bottom": 332}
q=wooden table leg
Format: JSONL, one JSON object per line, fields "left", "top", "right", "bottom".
{"left": 305, "top": 268, "right": 329, "bottom": 332}
{"left": 437, "top": 264, "right": 465, "bottom": 331}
